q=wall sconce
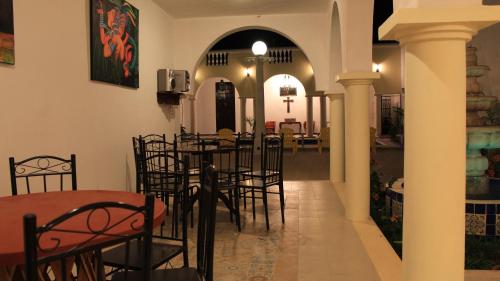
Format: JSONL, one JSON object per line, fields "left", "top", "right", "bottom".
{"left": 373, "top": 63, "right": 382, "bottom": 73}
{"left": 244, "top": 68, "right": 251, "bottom": 77}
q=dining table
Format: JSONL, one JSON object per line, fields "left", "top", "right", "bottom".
{"left": 0, "top": 190, "right": 165, "bottom": 281}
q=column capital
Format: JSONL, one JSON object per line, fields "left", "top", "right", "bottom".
{"left": 379, "top": 6, "right": 500, "bottom": 45}
{"left": 336, "top": 72, "right": 380, "bottom": 86}
{"left": 325, "top": 92, "right": 345, "bottom": 100}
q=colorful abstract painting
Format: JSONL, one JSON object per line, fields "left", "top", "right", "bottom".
{"left": 90, "top": 0, "right": 139, "bottom": 88}
{"left": 0, "top": 0, "right": 15, "bottom": 65}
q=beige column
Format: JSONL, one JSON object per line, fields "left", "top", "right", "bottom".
{"left": 337, "top": 72, "right": 380, "bottom": 222}
{"left": 380, "top": 6, "right": 500, "bottom": 281}
{"left": 320, "top": 95, "right": 327, "bottom": 129}
{"left": 306, "top": 96, "right": 314, "bottom": 137}
{"left": 254, "top": 57, "right": 265, "bottom": 148}
{"left": 240, "top": 97, "right": 247, "bottom": 133}
{"left": 327, "top": 93, "right": 345, "bottom": 184}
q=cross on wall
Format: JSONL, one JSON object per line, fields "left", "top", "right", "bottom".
{"left": 283, "top": 97, "right": 294, "bottom": 113}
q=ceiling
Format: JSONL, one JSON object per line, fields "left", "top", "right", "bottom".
{"left": 153, "top": 0, "right": 331, "bottom": 18}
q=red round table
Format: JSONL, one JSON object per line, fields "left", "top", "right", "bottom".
{"left": 0, "top": 190, "right": 165, "bottom": 267}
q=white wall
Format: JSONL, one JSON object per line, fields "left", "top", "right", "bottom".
{"left": 0, "top": 0, "right": 177, "bottom": 196}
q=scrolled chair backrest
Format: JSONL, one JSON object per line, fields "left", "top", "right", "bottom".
{"left": 9, "top": 154, "right": 77, "bottom": 196}
{"left": 23, "top": 194, "right": 155, "bottom": 281}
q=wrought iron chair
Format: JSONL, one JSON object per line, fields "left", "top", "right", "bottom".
{"left": 112, "top": 165, "right": 219, "bottom": 281}
{"left": 133, "top": 134, "right": 166, "bottom": 195}
{"left": 23, "top": 194, "right": 155, "bottom": 281}
{"left": 240, "top": 134, "right": 285, "bottom": 230}
{"left": 235, "top": 132, "right": 255, "bottom": 210}
{"left": 102, "top": 155, "right": 191, "bottom": 274}
{"left": 213, "top": 135, "right": 242, "bottom": 231}
{"left": 9, "top": 154, "right": 77, "bottom": 196}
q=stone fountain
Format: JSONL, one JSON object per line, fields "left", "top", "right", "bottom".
{"left": 466, "top": 46, "right": 500, "bottom": 196}
{"left": 386, "top": 46, "right": 500, "bottom": 236}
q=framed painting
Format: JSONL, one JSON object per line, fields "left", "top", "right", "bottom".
{"left": 90, "top": 0, "right": 139, "bottom": 88}
{"left": 0, "top": 0, "right": 15, "bottom": 65}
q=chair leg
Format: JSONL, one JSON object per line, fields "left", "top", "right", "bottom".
{"left": 172, "top": 193, "right": 179, "bottom": 238}
{"left": 262, "top": 187, "right": 270, "bottom": 231}
{"left": 228, "top": 189, "right": 234, "bottom": 222}
{"left": 243, "top": 187, "right": 247, "bottom": 209}
{"left": 165, "top": 191, "right": 170, "bottom": 216}
{"left": 251, "top": 188, "right": 256, "bottom": 220}
{"left": 190, "top": 188, "right": 194, "bottom": 228}
{"left": 234, "top": 188, "right": 241, "bottom": 232}
{"left": 279, "top": 182, "right": 285, "bottom": 224}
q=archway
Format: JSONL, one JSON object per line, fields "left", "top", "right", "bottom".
{"left": 194, "top": 77, "right": 250, "bottom": 134}
{"left": 264, "top": 74, "right": 327, "bottom": 134}
{"left": 330, "top": 1, "right": 343, "bottom": 92}
{"left": 192, "top": 27, "right": 318, "bottom": 95}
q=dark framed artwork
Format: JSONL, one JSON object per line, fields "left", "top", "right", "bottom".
{"left": 90, "top": 0, "right": 139, "bottom": 88}
{"left": 0, "top": 0, "right": 15, "bottom": 65}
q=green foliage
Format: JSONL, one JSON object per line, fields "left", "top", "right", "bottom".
{"left": 370, "top": 169, "right": 403, "bottom": 258}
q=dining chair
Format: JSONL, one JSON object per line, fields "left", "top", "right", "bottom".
{"left": 217, "top": 128, "right": 235, "bottom": 147}
{"left": 213, "top": 134, "right": 242, "bottom": 231}
{"left": 23, "top": 194, "right": 155, "bottom": 281}
{"left": 133, "top": 134, "right": 167, "bottom": 195}
{"left": 279, "top": 127, "right": 298, "bottom": 154}
{"left": 133, "top": 137, "right": 143, "bottom": 194}
{"left": 9, "top": 154, "right": 77, "bottom": 196}
{"left": 237, "top": 132, "right": 255, "bottom": 210}
{"left": 318, "top": 127, "right": 330, "bottom": 154}
{"left": 112, "top": 165, "right": 219, "bottom": 281}
{"left": 240, "top": 134, "right": 285, "bottom": 230}
{"left": 102, "top": 155, "right": 191, "bottom": 274}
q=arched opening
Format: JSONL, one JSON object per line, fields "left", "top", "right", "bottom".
{"left": 329, "top": 1, "right": 343, "bottom": 91}
{"left": 191, "top": 27, "right": 318, "bottom": 94}
{"left": 188, "top": 28, "right": 319, "bottom": 136}
{"left": 264, "top": 74, "right": 327, "bottom": 134}
{"left": 194, "top": 77, "right": 250, "bottom": 134}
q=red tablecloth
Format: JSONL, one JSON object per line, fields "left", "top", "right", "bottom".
{"left": 0, "top": 190, "right": 165, "bottom": 266}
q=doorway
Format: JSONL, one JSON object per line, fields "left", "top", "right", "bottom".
{"left": 215, "top": 81, "right": 236, "bottom": 131}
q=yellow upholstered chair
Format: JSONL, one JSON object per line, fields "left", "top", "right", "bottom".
{"left": 318, "top": 127, "right": 330, "bottom": 154}
{"left": 280, "top": 127, "right": 298, "bottom": 154}
{"left": 218, "top": 128, "right": 235, "bottom": 147}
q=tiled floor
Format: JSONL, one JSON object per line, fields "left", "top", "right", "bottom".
{"left": 166, "top": 180, "right": 380, "bottom": 281}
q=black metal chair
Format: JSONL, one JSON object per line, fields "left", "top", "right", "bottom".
{"left": 213, "top": 135, "right": 242, "bottom": 231}
{"left": 132, "top": 137, "right": 143, "bottom": 194}
{"left": 238, "top": 132, "right": 255, "bottom": 209}
{"left": 102, "top": 155, "right": 191, "bottom": 275}
{"left": 112, "top": 165, "right": 219, "bottom": 281}
{"left": 240, "top": 134, "right": 285, "bottom": 230}
{"left": 9, "top": 154, "right": 77, "bottom": 196}
{"left": 23, "top": 194, "right": 155, "bottom": 281}
{"left": 134, "top": 134, "right": 167, "bottom": 194}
